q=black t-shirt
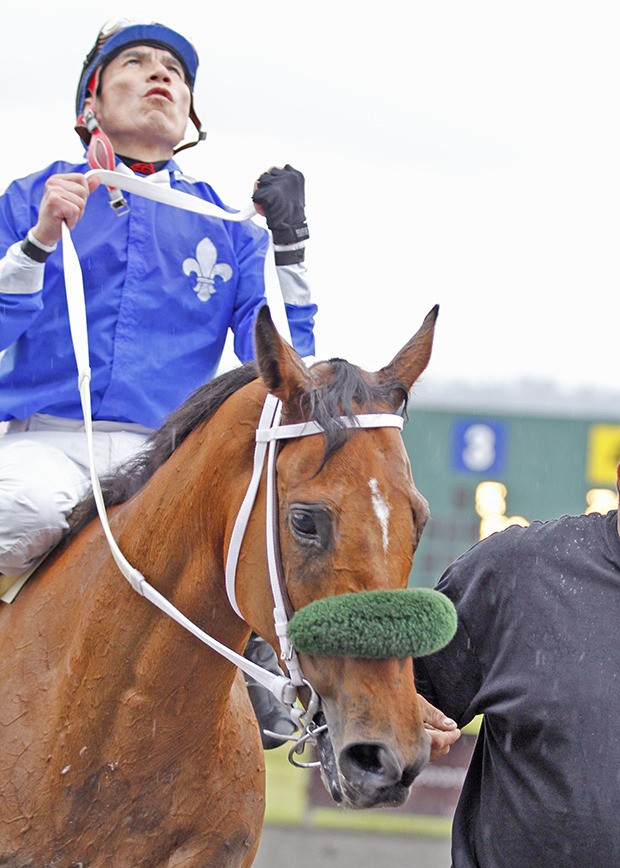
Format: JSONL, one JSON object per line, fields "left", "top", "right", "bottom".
{"left": 415, "top": 510, "right": 620, "bottom": 867}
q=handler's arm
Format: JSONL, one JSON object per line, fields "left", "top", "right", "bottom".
{"left": 419, "top": 695, "right": 461, "bottom": 761}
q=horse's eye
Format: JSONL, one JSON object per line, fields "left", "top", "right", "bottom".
{"left": 287, "top": 504, "right": 332, "bottom": 549}
{"left": 290, "top": 509, "right": 317, "bottom": 537}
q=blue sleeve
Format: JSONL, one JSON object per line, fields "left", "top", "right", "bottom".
{"left": 0, "top": 176, "right": 32, "bottom": 256}
{"left": 285, "top": 301, "right": 317, "bottom": 357}
{"left": 0, "top": 162, "right": 78, "bottom": 351}
{"left": 0, "top": 175, "right": 44, "bottom": 350}
{"left": 0, "top": 289, "right": 45, "bottom": 351}
{"left": 229, "top": 221, "right": 270, "bottom": 364}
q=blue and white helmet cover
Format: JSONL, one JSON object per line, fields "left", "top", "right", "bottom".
{"left": 76, "top": 21, "right": 199, "bottom": 117}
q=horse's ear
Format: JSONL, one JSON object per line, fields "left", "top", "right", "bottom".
{"left": 254, "top": 305, "right": 314, "bottom": 406}
{"left": 375, "top": 305, "right": 439, "bottom": 402}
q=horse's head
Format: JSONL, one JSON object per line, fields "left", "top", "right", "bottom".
{"left": 236, "top": 304, "right": 452, "bottom": 809}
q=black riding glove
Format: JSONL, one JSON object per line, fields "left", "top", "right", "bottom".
{"left": 252, "top": 165, "right": 309, "bottom": 245}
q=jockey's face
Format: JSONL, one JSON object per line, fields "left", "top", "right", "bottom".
{"left": 86, "top": 45, "right": 191, "bottom": 161}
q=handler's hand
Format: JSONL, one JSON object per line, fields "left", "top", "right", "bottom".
{"left": 252, "top": 164, "right": 309, "bottom": 244}
{"left": 420, "top": 695, "right": 461, "bottom": 762}
{"left": 32, "top": 172, "right": 100, "bottom": 247}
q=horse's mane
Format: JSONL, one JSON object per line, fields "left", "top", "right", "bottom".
{"left": 66, "top": 357, "right": 409, "bottom": 539}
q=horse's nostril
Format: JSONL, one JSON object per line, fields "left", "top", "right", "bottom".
{"left": 348, "top": 744, "right": 394, "bottom": 777}
{"left": 339, "top": 742, "right": 403, "bottom": 787}
{"left": 401, "top": 764, "right": 419, "bottom": 788}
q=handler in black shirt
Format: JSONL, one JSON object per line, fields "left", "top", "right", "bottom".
{"left": 416, "top": 503, "right": 620, "bottom": 867}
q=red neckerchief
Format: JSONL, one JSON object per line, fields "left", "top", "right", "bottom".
{"left": 117, "top": 156, "right": 168, "bottom": 176}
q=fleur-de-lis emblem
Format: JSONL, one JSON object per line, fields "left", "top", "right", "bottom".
{"left": 183, "top": 237, "right": 232, "bottom": 302}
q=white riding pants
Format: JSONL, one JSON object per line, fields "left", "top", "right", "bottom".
{"left": 0, "top": 414, "right": 151, "bottom": 576}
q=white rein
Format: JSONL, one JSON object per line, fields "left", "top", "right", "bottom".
{"left": 62, "top": 168, "right": 404, "bottom": 710}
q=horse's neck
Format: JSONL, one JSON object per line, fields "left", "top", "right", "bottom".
{"left": 54, "top": 529, "right": 246, "bottom": 733}
{"left": 0, "top": 388, "right": 270, "bottom": 854}
{"left": 57, "top": 392, "right": 264, "bottom": 719}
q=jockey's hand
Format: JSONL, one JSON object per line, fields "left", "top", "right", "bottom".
{"left": 32, "top": 172, "right": 101, "bottom": 247}
{"left": 420, "top": 695, "right": 461, "bottom": 762}
{"left": 252, "top": 165, "right": 309, "bottom": 245}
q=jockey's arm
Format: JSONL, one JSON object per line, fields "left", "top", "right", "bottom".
{"left": 252, "top": 165, "right": 316, "bottom": 359}
{"left": 0, "top": 172, "right": 99, "bottom": 349}
{"left": 275, "top": 244, "right": 316, "bottom": 360}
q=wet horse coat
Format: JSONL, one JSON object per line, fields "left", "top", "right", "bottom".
{"left": 0, "top": 305, "right": 439, "bottom": 865}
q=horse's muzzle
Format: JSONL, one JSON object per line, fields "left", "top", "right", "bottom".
{"left": 315, "top": 715, "right": 430, "bottom": 809}
{"left": 338, "top": 739, "right": 429, "bottom": 808}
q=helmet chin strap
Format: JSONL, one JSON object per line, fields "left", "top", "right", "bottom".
{"left": 78, "top": 108, "right": 129, "bottom": 215}
{"left": 75, "top": 81, "right": 205, "bottom": 160}
{"left": 173, "top": 103, "right": 207, "bottom": 154}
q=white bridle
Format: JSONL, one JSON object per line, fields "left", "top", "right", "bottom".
{"left": 225, "top": 392, "right": 404, "bottom": 688}
{"left": 61, "top": 169, "right": 404, "bottom": 711}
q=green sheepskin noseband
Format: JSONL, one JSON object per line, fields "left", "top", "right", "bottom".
{"left": 287, "top": 588, "right": 456, "bottom": 659}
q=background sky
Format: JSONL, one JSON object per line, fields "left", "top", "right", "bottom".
{"left": 3, "top": 0, "right": 619, "bottom": 396}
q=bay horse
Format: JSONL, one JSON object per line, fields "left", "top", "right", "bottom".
{"left": 0, "top": 304, "right": 441, "bottom": 866}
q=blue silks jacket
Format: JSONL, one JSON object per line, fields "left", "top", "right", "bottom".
{"left": 0, "top": 159, "right": 316, "bottom": 429}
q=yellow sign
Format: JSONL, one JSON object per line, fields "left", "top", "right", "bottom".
{"left": 586, "top": 425, "right": 620, "bottom": 485}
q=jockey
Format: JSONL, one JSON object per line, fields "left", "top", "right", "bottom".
{"left": 0, "top": 18, "right": 311, "bottom": 747}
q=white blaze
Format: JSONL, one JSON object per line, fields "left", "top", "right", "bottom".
{"left": 369, "top": 478, "right": 390, "bottom": 554}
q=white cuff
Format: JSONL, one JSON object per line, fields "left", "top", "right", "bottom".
{"left": 26, "top": 229, "right": 57, "bottom": 254}
{"left": 0, "top": 241, "right": 45, "bottom": 295}
{"left": 273, "top": 240, "right": 306, "bottom": 252}
{"left": 276, "top": 260, "right": 312, "bottom": 306}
